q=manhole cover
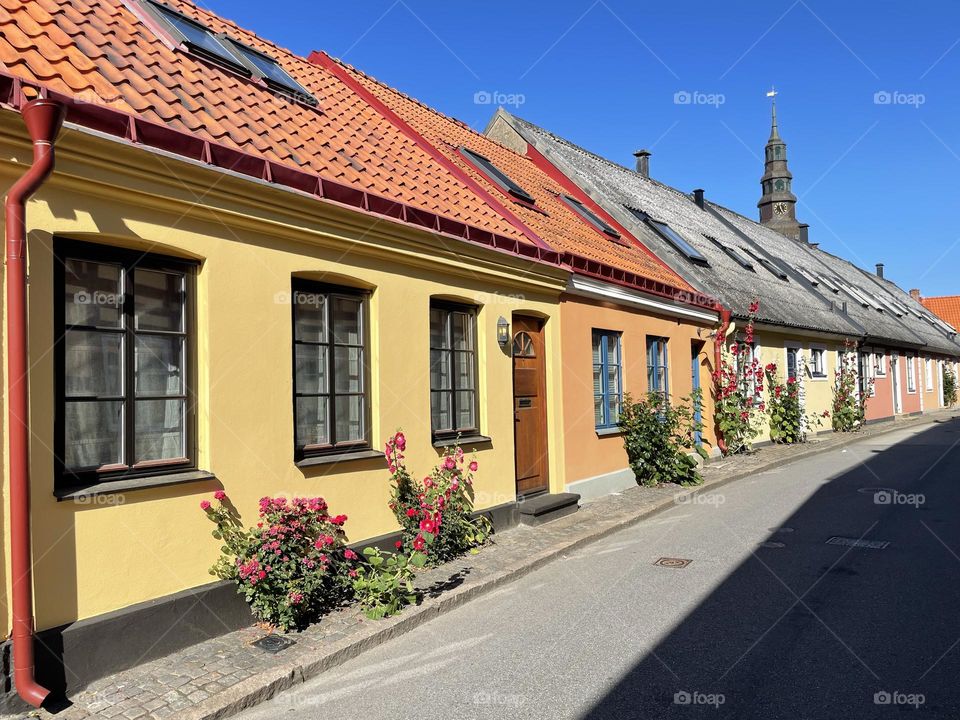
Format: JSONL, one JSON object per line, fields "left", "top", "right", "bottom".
{"left": 769, "top": 527, "right": 794, "bottom": 533}
{"left": 252, "top": 635, "right": 296, "bottom": 654}
{"left": 826, "top": 536, "right": 889, "bottom": 550}
{"left": 654, "top": 557, "right": 692, "bottom": 569}
{"left": 857, "top": 487, "right": 897, "bottom": 495}
{"left": 759, "top": 541, "right": 785, "bottom": 548}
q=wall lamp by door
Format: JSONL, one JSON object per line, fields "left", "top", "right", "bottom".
{"left": 497, "top": 316, "right": 510, "bottom": 348}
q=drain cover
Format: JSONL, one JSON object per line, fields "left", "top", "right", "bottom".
{"left": 654, "top": 557, "right": 692, "bottom": 569}
{"left": 759, "top": 541, "right": 785, "bottom": 548}
{"left": 252, "top": 635, "right": 296, "bottom": 654}
{"left": 826, "top": 536, "right": 889, "bottom": 550}
{"left": 857, "top": 487, "right": 897, "bottom": 495}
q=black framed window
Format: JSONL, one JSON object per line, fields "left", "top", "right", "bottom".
{"left": 458, "top": 147, "right": 535, "bottom": 205}
{"left": 562, "top": 196, "right": 621, "bottom": 239}
{"left": 429, "top": 303, "right": 478, "bottom": 438}
{"left": 56, "top": 241, "right": 195, "bottom": 486}
{"left": 292, "top": 282, "right": 369, "bottom": 459}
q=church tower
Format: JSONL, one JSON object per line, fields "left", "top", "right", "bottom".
{"left": 758, "top": 93, "right": 802, "bottom": 241}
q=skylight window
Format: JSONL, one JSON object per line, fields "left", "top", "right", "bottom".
{"left": 818, "top": 275, "right": 840, "bottom": 293}
{"left": 459, "top": 147, "right": 535, "bottom": 204}
{"left": 743, "top": 248, "right": 788, "bottom": 280}
{"left": 637, "top": 214, "right": 708, "bottom": 265}
{"left": 143, "top": 1, "right": 317, "bottom": 105}
{"left": 147, "top": 1, "right": 247, "bottom": 71}
{"left": 707, "top": 238, "right": 754, "bottom": 270}
{"left": 561, "top": 196, "right": 620, "bottom": 239}
{"left": 222, "top": 38, "right": 316, "bottom": 103}
{"left": 796, "top": 267, "right": 820, "bottom": 286}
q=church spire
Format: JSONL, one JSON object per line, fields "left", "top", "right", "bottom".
{"left": 758, "top": 89, "right": 802, "bottom": 241}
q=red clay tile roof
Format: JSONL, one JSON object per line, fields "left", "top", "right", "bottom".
{"left": 0, "top": 0, "right": 535, "bottom": 244}
{"left": 922, "top": 295, "right": 960, "bottom": 332}
{"left": 322, "top": 55, "right": 695, "bottom": 293}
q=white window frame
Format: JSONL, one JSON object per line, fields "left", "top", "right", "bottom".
{"left": 809, "top": 345, "right": 827, "bottom": 380}
{"left": 874, "top": 351, "right": 887, "bottom": 377}
{"left": 925, "top": 357, "right": 934, "bottom": 391}
{"left": 906, "top": 354, "right": 917, "bottom": 394}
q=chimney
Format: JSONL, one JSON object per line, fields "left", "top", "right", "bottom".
{"left": 799, "top": 223, "right": 809, "bottom": 244}
{"left": 634, "top": 149, "right": 651, "bottom": 178}
{"left": 910, "top": 289, "right": 922, "bottom": 301}
{"left": 876, "top": 263, "right": 885, "bottom": 279}
{"left": 692, "top": 188, "right": 705, "bottom": 209}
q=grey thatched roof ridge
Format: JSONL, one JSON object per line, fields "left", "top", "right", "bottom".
{"left": 501, "top": 110, "right": 861, "bottom": 337}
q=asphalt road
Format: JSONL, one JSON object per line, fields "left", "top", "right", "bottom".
{"left": 238, "top": 417, "right": 960, "bottom": 719}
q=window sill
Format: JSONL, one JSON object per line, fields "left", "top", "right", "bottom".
{"left": 55, "top": 469, "right": 217, "bottom": 502}
{"left": 432, "top": 434, "right": 492, "bottom": 448}
{"left": 296, "top": 449, "right": 384, "bottom": 468}
{"left": 596, "top": 427, "right": 623, "bottom": 437}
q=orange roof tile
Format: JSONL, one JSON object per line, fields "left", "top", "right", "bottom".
{"left": 324, "top": 55, "right": 695, "bottom": 293}
{"left": 922, "top": 295, "right": 960, "bottom": 332}
{"left": 0, "top": 0, "right": 533, "bottom": 245}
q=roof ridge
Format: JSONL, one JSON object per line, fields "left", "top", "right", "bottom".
{"left": 506, "top": 110, "right": 699, "bottom": 205}
{"left": 325, "top": 55, "right": 534, "bottom": 162}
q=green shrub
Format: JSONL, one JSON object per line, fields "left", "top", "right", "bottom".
{"left": 619, "top": 392, "right": 702, "bottom": 487}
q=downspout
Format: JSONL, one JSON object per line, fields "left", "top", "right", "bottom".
{"left": 713, "top": 307, "right": 733, "bottom": 455}
{"left": 4, "top": 97, "right": 65, "bottom": 708}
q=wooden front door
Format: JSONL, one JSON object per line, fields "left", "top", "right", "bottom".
{"left": 512, "top": 315, "right": 549, "bottom": 497}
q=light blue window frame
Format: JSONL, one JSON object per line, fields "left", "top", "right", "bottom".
{"left": 647, "top": 336, "right": 669, "bottom": 400}
{"left": 593, "top": 330, "right": 623, "bottom": 429}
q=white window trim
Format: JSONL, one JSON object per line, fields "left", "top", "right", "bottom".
{"left": 925, "top": 357, "right": 934, "bottom": 392}
{"left": 906, "top": 354, "right": 917, "bottom": 394}
{"left": 874, "top": 350, "right": 887, "bottom": 377}
{"left": 808, "top": 344, "right": 828, "bottom": 381}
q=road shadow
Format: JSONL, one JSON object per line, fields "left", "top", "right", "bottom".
{"left": 582, "top": 418, "right": 960, "bottom": 719}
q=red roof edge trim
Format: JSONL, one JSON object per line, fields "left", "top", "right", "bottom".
{"left": 308, "top": 51, "right": 555, "bottom": 253}
{"left": 560, "top": 251, "right": 718, "bottom": 312}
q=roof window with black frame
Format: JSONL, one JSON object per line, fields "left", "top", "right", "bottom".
{"left": 561, "top": 196, "right": 621, "bottom": 239}
{"left": 458, "top": 147, "right": 535, "bottom": 205}
{"left": 742, "top": 248, "right": 788, "bottom": 280}
{"left": 629, "top": 209, "right": 708, "bottom": 265}
{"left": 143, "top": 1, "right": 317, "bottom": 106}
{"left": 706, "top": 236, "right": 754, "bottom": 271}
{"left": 221, "top": 37, "right": 317, "bottom": 105}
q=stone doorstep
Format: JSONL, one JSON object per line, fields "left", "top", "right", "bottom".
{"left": 23, "top": 407, "right": 957, "bottom": 720}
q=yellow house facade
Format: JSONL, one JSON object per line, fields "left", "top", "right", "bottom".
{"left": 0, "top": 103, "right": 576, "bottom": 701}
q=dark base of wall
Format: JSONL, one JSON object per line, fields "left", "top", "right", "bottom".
{"left": 0, "top": 580, "right": 253, "bottom": 713}
{"left": 0, "top": 499, "right": 519, "bottom": 713}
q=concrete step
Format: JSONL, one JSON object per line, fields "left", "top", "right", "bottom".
{"left": 518, "top": 492, "right": 580, "bottom": 526}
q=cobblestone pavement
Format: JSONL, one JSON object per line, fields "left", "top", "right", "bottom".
{"left": 12, "top": 411, "right": 955, "bottom": 720}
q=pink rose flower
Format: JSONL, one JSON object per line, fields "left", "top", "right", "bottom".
{"left": 200, "top": 500, "right": 211, "bottom": 511}
{"left": 213, "top": 490, "right": 226, "bottom": 501}
{"left": 468, "top": 461, "right": 478, "bottom": 472}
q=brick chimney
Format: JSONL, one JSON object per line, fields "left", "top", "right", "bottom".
{"left": 876, "top": 263, "right": 884, "bottom": 279}
{"left": 633, "top": 149, "right": 651, "bottom": 178}
{"left": 910, "top": 289, "right": 922, "bottom": 300}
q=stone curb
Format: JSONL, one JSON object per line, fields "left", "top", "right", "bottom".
{"left": 164, "top": 411, "right": 959, "bottom": 720}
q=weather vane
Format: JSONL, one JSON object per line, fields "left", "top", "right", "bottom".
{"left": 766, "top": 86, "right": 778, "bottom": 99}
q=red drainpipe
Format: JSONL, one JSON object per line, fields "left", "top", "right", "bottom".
{"left": 713, "top": 307, "right": 733, "bottom": 455}
{"left": 5, "top": 97, "right": 65, "bottom": 708}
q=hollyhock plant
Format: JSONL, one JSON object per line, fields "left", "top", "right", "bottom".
{"left": 833, "top": 340, "right": 869, "bottom": 432}
{"left": 202, "top": 493, "right": 351, "bottom": 631}
{"left": 713, "top": 302, "right": 766, "bottom": 455}
{"left": 384, "top": 430, "right": 491, "bottom": 563}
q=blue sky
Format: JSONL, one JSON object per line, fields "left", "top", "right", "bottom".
{"left": 207, "top": 0, "right": 960, "bottom": 296}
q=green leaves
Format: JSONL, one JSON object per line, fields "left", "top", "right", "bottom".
{"left": 351, "top": 546, "right": 421, "bottom": 620}
{"left": 619, "top": 392, "right": 703, "bottom": 488}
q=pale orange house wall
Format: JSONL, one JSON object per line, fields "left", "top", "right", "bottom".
{"left": 900, "top": 355, "right": 923, "bottom": 414}
{"left": 559, "top": 295, "right": 716, "bottom": 491}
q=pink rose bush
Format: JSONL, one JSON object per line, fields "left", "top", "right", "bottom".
{"left": 202, "top": 494, "right": 352, "bottom": 631}
{"left": 385, "top": 430, "right": 491, "bottom": 563}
